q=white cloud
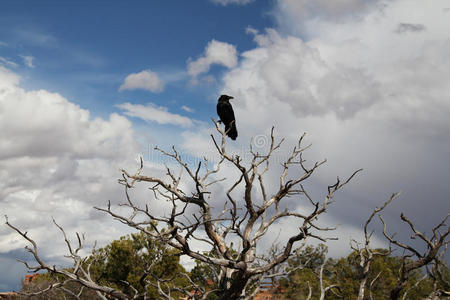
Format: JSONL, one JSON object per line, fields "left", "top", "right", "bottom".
{"left": 117, "top": 102, "right": 193, "bottom": 127}
{"left": 187, "top": 40, "right": 238, "bottom": 81}
{"left": 0, "top": 66, "right": 155, "bottom": 286}
{"left": 0, "top": 65, "right": 201, "bottom": 289}
{"left": 210, "top": 0, "right": 254, "bottom": 5}
{"left": 274, "top": 0, "right": 380, "bottom": 37}
{"left": 2, "top": 0, "right": 449, "bottom": 288}
{"left": 181, "top": 105, "right": 195, "bottom": 113}
{"left": 230, "top": 0, "right": 450, "bottom": 129}
{"left": 179, "top": 0, "right": 450, "bottom": 257}
{"left": 276, "top": 0, "right": 380, "bottom": 21}
{"left": 239, "top": 28, "right": 384, "bottom": 119}
{"left": 119, "top": 69, "right": 164, "bottom": 92}
{"left": 20, "top": 55, "right": 35, "bottom": 68}
{"left": 0, "top": 66, "right": 20, "bottom": 89}
{"left": 0, "top": 57, "right": 18, "bottom": 68}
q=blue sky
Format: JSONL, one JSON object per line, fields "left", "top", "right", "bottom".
{"left": 0, "top": 1, "right": 273, "bottom": 122}
{"left": 1, "top": 0, "right": 450, "bottom": 293}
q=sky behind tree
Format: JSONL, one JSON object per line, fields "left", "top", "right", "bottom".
{"left": 1, "top": 0, "right": 449, "bottom": 292}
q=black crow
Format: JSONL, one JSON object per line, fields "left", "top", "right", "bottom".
{"left": 217, "top": 94, "right": 237, "bottom": 140}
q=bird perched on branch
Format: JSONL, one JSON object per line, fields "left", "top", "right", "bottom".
{"left": 217, "top": 94, "right": 238, "bottom": 140}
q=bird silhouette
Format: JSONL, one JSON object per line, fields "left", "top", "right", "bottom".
{"left": 216, "top": 95, "right": 237, "bottom": 140}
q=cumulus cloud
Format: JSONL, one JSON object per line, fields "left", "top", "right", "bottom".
{"left": 20, "top": 55, "right": 35, "bottom": 68}
{"left": 0, "top": 65, "right": 151, "bottom": 290}
{"left": 2, "top": 0, "right": 449, "bottom": 290}
{"left": 238, "top": 0, "right": 450, "bottom": 130}
{"left": 241, "top": 28, "right": 381, "bottom": 119}
{"left": 0, "top": 66, "right": 201, "bottom": 290}
{"left": 179, "top": 0, "right": 450, "bottom": 257}
{"left": 119, "top": 69, "right": 164, "bottom": 92}
{"left": 274, "top": 0, "right": 380, "bottom": 37}
{"left": 210, "top": 0, "right": 254, "bottom": 5}
{"left": 0, "top": 80, "right": 137, "bottom": 161}
{"left": 117, "top": 102, "right": 194, "bottom": 127}
{"left": 0, "top": 66, "right": 20, "bottom": 92}
{"left": 187, "top": 40, "right": 238, "bottom": 82}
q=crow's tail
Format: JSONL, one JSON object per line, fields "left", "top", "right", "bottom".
{"left": 225, "top": 121, "right": 238, "bottom": 140}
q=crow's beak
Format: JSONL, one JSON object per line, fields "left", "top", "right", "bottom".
{"left": 229, "top": 96, "right": 234, "bottom": 99}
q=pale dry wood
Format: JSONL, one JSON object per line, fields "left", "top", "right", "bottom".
{"left": 351, "top": 193, "right": 399, "bottom": 300}
{"left": 380, "top": 209, "right": 449, "bottom": 300}
{"left": 5, "top": 123, "right": 361, "bottom": 300}
{"left": 5, "top": 216, "right": 127, "bottom": 300}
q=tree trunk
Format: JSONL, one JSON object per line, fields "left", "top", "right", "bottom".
{"left": 217, "top": 272, "right": 251, "bottom": 300}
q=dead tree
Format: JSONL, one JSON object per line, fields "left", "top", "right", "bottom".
{"left": 6, "top": 123, "right": 360, "bottom": 299}
{"left": 350, "top": 193, "right": 449, "bottom": 300}
{"left": 96, "top": 122, "right": 361, "bottom": 299}
{"left": 5, "top": 217, "right": 129, "bottom": 300}
{"left": 380, "top": 209, "right": 449, "bottom": 300}
{"left": 317, "top": 262, "right": 341, "bottom": 300}
{"left": 425, "top": 247, "right": 450, "bottom": 299}
{"left": 350, "top": 193, "right": 398, "bottom": 300}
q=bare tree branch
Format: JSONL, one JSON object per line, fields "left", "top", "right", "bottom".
{"left": 351, "top": 193, "right": 399, "bottom": 300}
{"left": 379, "top": 209, "right": 449, "bottom": 300}
{"left": 5, "top": 216, "right": 128, "bottom": 300}
{"left": 6, "top": 124, "right": 361, "bottom": 300}
{"left": 318, "top": 261, "right": 341, "bottom": 300}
